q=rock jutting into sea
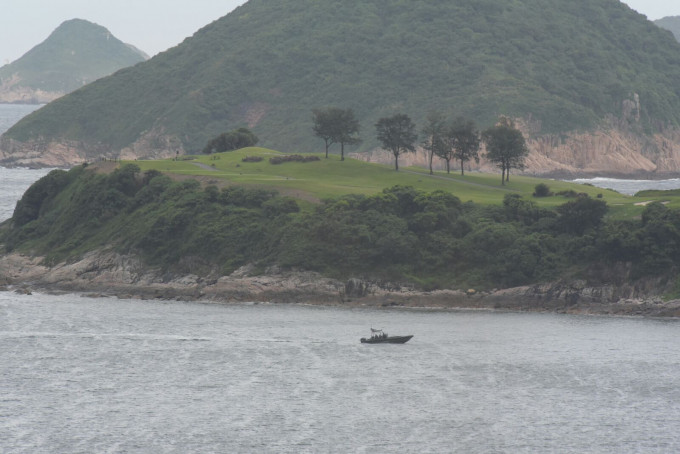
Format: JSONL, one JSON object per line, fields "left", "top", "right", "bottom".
{"left": 1, "top": 250, "right": 679, "bottom": 317}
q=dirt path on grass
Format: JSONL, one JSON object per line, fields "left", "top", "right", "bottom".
{"left": 193, "top": 162, "right": 219, "bottom": 171}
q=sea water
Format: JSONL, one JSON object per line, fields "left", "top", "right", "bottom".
{"left": 1, "top": 294, "right": 680, "bottom": 453}
{"left": 572, "top": 177, "right": 680, "bottom": 196}
{"left": 0, "top": 167, "right": 51, "bottom": 221}
{"left": 0, "top": 103, "right": 42, "bottom": 135}
{"left": 0, "top": 104, "right": 51, "bottom": 220}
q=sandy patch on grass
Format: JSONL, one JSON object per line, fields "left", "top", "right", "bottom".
{"left": 634, "top": 200, "right": 670, "bottom": 206}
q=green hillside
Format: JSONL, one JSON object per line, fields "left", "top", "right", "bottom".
{"left": 0, "top": 19, "right": 146, "bottom": 96}
{"left": 134, "top": 147, "right": 663, "bottom": 216}
{"left": 5, "top": 0, "right": 680, "bottom": 154}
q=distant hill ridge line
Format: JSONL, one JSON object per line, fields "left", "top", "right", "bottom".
{"left": 3, "top": 0, "right": 680, "bottom": 176}
{"left": 0, "top": 18, "right": 147, "bottom": 104}
{"left": 655, "top": 15, "right": 680, "bottom": 43}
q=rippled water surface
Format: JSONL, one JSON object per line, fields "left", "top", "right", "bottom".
{"left": 0, "top": 103, "right": 42, "bottom": 135}
{"left": 2, "top": 292, "right": 680, "bottom": 453}
{"left": 572, "top": 177, "right": 680, "bottom": 195}
{"left": 0, "top": 167, "right": 51, "bottom": 221}
{"left": 0, "top": 104, "right": 51, "bottom": 221}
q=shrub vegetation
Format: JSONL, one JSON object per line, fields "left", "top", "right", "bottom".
{"left": 202, "top": 128, "right": 258, "bottom": 154}
{"left": 269, "top": 155, "right": 321, "bottom": 165}
{"left": 533, "top": 183, "right": 552, "bottom": 197}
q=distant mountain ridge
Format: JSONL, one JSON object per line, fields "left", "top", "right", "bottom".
{"left": 0, "top": 19, "right": 147, "bottom": 104}
{"left": 4, "top": 0, "right": 680, "bottom": 175}
{"left": 655, "top": 16, "right": 680, "bottom": 42}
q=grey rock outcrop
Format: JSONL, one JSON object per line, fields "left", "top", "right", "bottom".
{"left": 1, "top": 250, "right": 679, "bottom": 316}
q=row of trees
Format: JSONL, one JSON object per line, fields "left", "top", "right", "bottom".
{"left": 420, "top": 112, "right": 481, "bottom": 176}
{"left": 312, "top": 108, "right": 529, "bottom": 184}
{"left": 311, "top": 108, "right": 361, "bottom": 160}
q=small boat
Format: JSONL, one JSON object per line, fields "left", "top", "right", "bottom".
{"left": 360, "top": 328, "right": 413, "bottom": 344}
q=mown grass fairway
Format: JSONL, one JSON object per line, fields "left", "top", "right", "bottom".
{"left": 130, "top": 147, "right": 680, "bottom": 218}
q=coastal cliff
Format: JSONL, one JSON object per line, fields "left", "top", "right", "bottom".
{"left": 0, "top": 131, "right": 182, "bottom": 168}
{"left": 355, "top": 116, "right": 680, "bottom": 178}
{"left": 4, "top": 122, "right": 680, "bottom": 176}
{"left": 0, "top": 75, "right": 64, "bottom": 104}
{"left": 2, "top": 250, "right": 679, "bottom": 317}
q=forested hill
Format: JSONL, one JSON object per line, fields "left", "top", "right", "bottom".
{"left": 0, "top": 19, "right": 147, "bottom": 104}
{"left": 4, "top": 0, "right": 680, "bottom": 158}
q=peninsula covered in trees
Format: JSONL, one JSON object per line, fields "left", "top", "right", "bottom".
{"left": 2, "top": 149, "right": 679, "bottom": 311}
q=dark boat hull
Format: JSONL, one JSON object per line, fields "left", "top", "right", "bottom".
{"left": 360, "top": 335, "right": 413, "bottom": 344}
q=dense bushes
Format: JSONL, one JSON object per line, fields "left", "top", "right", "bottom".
{"left": 269, "top": 155, "right": 321, "bottom": 165}
{"left": 533, "top": 183, "right": 552, "bottom": 197}
{"left": 11, "top": 168, "right": 80, "bottom": 226}
{"left": 202, "top": 128, "right": 258, "bottom": 154}
{"left": 3, "top": 167, "right": 680, "bottom": 289}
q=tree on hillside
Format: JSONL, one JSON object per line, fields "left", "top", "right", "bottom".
{"left": 434, "top": 133, "right": 455, "bottom": 174}
{"left": 312, "top": 108, "right": 337, "bottom": 158}
{"left": 312, "top": 107, "right": 361, "bottom": 160}
{"left": 482, "top": 117, "right": 528, "bottom": 184}
{"left": 335, "top": 108, "right": 362, "bottom": 161}
{"left": 449, "top": 117, "right": 481, "bottom": 176}
{"left": 376, "top": 114, "right": 417, "bottom": 171}
{"left": 421, "top": 111, "right": 447, "bottom": 175}
{"left": 202, "top": 128, "right": 258, "bottom": 154}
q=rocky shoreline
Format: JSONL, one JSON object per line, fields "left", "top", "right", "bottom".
{"left": 2, "top": 250, "right": 680, "bottom": 317}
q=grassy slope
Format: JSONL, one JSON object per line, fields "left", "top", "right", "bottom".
{"left": 131, "top": 147, "right": 680, "bottom": 218}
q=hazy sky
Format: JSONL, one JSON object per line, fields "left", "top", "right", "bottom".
{"left": 1, "top": 0, "right": 679, "bottom": 65}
